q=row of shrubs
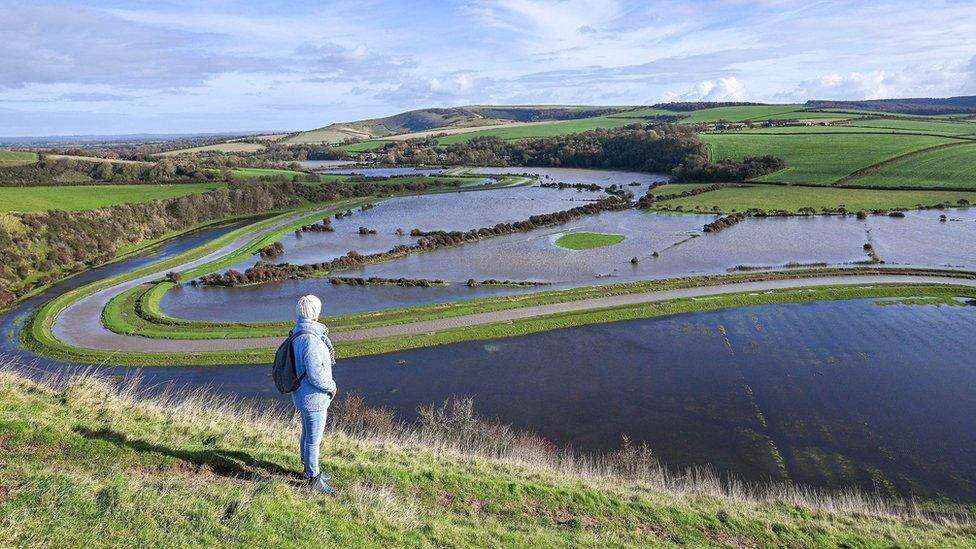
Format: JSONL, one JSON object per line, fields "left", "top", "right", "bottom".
{"left": 257, "top": 242, "right": 284, "bottom": 258}
{"left": 635, "top": 184, "right": 721, "bottom": 208}
{"left": 466, "top": 279, "right": 549, "bottom": 287}
{"left": 703, "top": 213, "right": 746, "bottom": 233}
{"left": 538, "top": 182, "right": 602, "bottom": 192}
{"left": 328, "top": 276, "right": 444, "bottom": 287}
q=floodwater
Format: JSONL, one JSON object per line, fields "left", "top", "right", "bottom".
{"left": 34, "top": 297, "right": 976, "bottom": 500}
{"left": 323, "top": 167, "right": 445, "bottom": 177}
{"left": 5, "top": 173, "right": 976, "bottom": 500}
{"left": 333, "top": 297, "right": 976, "bottom": 500}
{"left": 160, "top": 168, "right": 976, "bottom": 322}
{"left": 295, "top": 160, "right": 358, "bottom": 169}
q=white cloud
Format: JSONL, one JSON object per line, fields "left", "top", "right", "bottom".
{"left": 663, "top": 77, "right": 745, "bottom": 102}
{"left": 776, "top": 60, "right": 975, "bottom": 102}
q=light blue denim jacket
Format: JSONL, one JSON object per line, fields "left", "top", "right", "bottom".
{"left": 291, "top": 318, "right": 336, "bottom": 412}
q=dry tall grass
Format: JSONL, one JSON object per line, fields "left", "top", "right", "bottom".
{"left": 3, "top": 355, "right": 969, "bottom": 527}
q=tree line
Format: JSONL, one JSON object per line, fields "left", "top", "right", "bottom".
{"left": 0, "top": 155, "right": 224, "bottom": 187}
{"left": 370, "top": 124, "right": 784, "bottom": 183}
{"left": 0, "top": 177, "right": 457, "bottom": 308}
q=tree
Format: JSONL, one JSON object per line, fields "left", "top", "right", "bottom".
{"left": 95, "top": 161, "right": 114, "bottom": 181}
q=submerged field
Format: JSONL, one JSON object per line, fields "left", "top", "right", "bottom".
{"left": 0, "top": 183, "right": 225, "bottom": 212}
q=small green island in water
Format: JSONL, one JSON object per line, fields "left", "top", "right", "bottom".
{"left": 555, "top": 231, "right": 626, "bottom": 250}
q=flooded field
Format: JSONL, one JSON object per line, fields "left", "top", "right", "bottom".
{"left": 159, "top": 166, "right": 976, "bottom": 322}
{"left": 53, "top": 297, "right": 976, "bottom": 500}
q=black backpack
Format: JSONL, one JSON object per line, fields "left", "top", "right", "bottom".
{"left": 272, "top": 329, "right": 311, "bottom": 393}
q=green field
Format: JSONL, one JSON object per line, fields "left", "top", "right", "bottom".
{"left": 604, "top": 107, "right": 678, "bottom": 119}
{"left": 677, "top": 105, "right": 811, "bottom": 123}
{"left": 701, "top": 133, "right": 955, "bottom": 184}
{"left": 435, "top": 116, "right": 645, "bottom": 145}
{"left": 0, "top": 183, "right": 225, "bottom": 213}
{"left": 651, "top": 184, "right": 976, "bottom": 214}
{"left": 847, "top": 142, "right": 976, "bottom": 188}
{"left": 554, "top": 231, "right": 625, "bottom": 250}
{"left": 845, "top": 118, "right": 976, "bottom": 136}
{"left": 0, "top": 150, "right": 38, "bottom": 166}
{"left": 742, "top": 125, "right": 937, "bottom": 135}
{"left": 645, "top": 183, "right": 718, "bottom": 196}
{"left": 340, "top": 140, "right": 393, "bottom": 152}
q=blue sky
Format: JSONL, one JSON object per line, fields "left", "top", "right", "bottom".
{"left": 2, "top": 0, "right": 975, "bottom": 136}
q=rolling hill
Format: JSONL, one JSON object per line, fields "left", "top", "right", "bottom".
{"left": 283, "top": 105, "right": 626, "bottom": 144}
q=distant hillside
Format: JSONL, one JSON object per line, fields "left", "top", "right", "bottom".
{"left": 806, "top": 96, "right": 976, "bottom": 115}
{"left": 649, "top": 101, "right": 768, "bottom": 112}
{"left": 283, "top": 105, "right": 623, "bottom": 144}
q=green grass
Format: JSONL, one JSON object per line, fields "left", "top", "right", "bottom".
{"left": 646, "top": 183, "right": 718, "bottom": 196}
{"left": 651, "top": 184, "right": 976, "bottom": 214}
{"left": 845, "top": 118, "right": 976, "bottom": 136}
{"left": 554, "top": 232, "right": 625, "bottom": 250}
{"left": 4, "top": 368, "right": 971, "bottom": 547}
{"left": 604, "top": 107, "right": 678, "bottom": 119}
{"left": 340, "top": 140, "right": 393, "bottom": 152}
{"left": 0, "top": 183, "right": 225, "bottom": 213}
{"left": 845, "top": 142, "right": 976, "bottom": 189}
{"left": 0, "top": 150, "right": 38, "bottom": 166}
{"left": 101, "top": 268, "right": 946, "bottom": 342}
{"left": 677, "top": 105, "right": 812, "bottom": 123}
{"left": 436, "top": 116, "right": 646, "bottom": 145}
{"left": 701, "top": 133, "right": 956, "bottom": 184}
{"left": 742, "top": 125, "right": 941, "bottom": 135}
{"left": 31, "top": 265, "right": 976, "bottom": 365}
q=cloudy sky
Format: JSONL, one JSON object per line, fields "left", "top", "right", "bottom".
{"left": 2, "top": 0, "right": 975, "bottom": 136}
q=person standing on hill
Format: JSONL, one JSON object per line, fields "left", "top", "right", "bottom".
{"left": 291, "top": 294, "right": 338, "bottom": 494}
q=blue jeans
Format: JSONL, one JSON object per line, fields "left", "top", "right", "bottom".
{"left": 299, "top": 408, "right": 328, "bottom": 478}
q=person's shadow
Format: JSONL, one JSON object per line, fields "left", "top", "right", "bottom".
{"left": 74, "top": 426, "right": 304, "bottom": 482}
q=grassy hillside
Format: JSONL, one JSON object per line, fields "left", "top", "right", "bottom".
{"left": 701, "top": 133, "right": 955, "bottom": 184}
{"left": 0, "top": 183, "right": 225, "bottom": 213}
{"left": 436, "top": 115, "right": 650, "bottom": 145}
{"left": 2, "top": 365, "right": 972, "bottom": 547}
{"left": 846, "top": 143, "right": 976, "bottom": 188}
{"left": 0, "top": 150, "right": 38, "bottom": 166}
{"left": 285, "top": 106, "right": 623, "bottom": 145}
{"left": 158, "top": 142, "right": 267, "bottom": 156}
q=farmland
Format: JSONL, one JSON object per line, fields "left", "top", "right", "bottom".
{"left": 0, "top": 183, "right": 225, "bottom": 213}
{"left": 700, "top": 132, "right": 956, "bottom": 184}
{"left": 157, "top": 142, "right": 267, "bottom": 156}
{"left": 648, "top": 183, "right": 976, "bottom": 214}
{"left": 846, "top": 142, "right": 976, "bottom": 188}
{"left": 0, "top": 150, "right": 38, "bottom": 166}
{"left": 435, "top": 115, "right": 651, "bottom": 144}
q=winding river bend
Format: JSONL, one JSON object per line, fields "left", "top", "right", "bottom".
{"left": 6, "top": 167, "right": 976, "bottom": 501}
